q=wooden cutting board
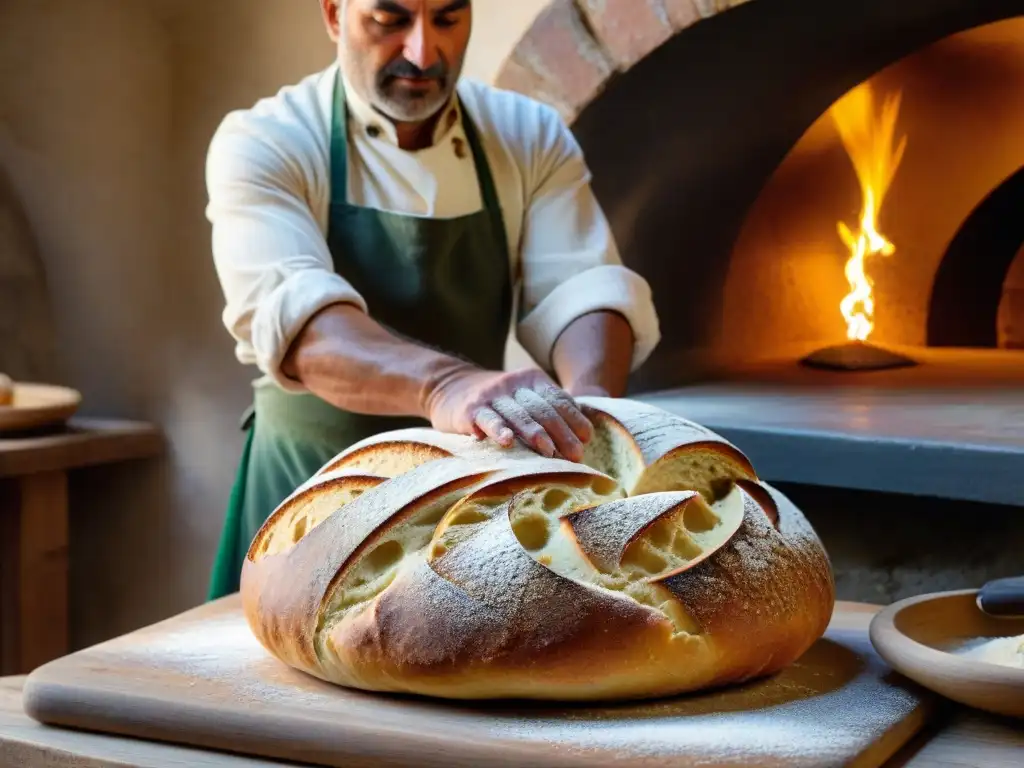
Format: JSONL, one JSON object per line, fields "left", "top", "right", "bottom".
{"left": 20, "top": 596, "right": 934, "bottom": 768}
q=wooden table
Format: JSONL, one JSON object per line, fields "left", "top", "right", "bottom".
{"left": 1, "top": 675, "right": 1021, "bottom": 767}
{"left": 0, "top": 418, "right": 163, "bottom": 676}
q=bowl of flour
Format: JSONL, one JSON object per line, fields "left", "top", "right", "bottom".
{"left": 869, "top": 588, "right": 1024, "bottom": 719}
{"left": 955, "top": 634, "right": 1024, "bottom": 670}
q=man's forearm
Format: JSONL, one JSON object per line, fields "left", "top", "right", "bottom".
{"left": 551, "top": 311, "right": 635, "bottom": 398}
{"left": 280, "top": 303, "right": 465, "bottom": 417}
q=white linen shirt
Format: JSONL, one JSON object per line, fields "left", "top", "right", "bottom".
{"left": 205, "top": 63, "right": 660, "bottom": 392}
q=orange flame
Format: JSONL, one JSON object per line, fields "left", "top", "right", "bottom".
{"left": 830, "top": 83, "right": 907, "bottom": 341}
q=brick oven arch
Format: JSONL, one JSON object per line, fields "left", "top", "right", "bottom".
{"left": 494, "top": 0, "right": 1024, "bottom": 392}
{"left": 494, "top": 1, "right": 755, "bottom": 125}
{"left": 928, "top": 165, "right": 1024, "bottom": 348}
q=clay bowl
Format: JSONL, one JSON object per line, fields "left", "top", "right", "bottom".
{"left": 0, "top": 383, "right": 82, "bottom": 434}
{"left": 869, "top": 589, "right": 1024, "bottom": 719}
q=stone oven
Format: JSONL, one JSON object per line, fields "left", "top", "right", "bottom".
{"left": 494, "top": 0, "right": 1024, "bottom": 602}
{"left": 497, "top": 0, "right": 1024, "bottom": 382}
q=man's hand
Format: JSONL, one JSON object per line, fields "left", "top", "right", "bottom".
{"left": 280, "top": 304, "right": 614, "bottom": 463}
{"left": 424, "top": 366, "right": 593, "bottom": 461}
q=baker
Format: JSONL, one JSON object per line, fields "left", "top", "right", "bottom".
{"left": 204, "top": 0, "right": 661, "bottom": 599}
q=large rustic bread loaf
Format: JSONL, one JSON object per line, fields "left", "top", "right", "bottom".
{"left": 240, "top": 396, "right": 835, "bottom": 701}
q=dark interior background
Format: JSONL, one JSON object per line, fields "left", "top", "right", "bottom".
{"left": 928, "top": 163, "right": 1024, "bottom": 348}
{"left": 568, "top": 0, "right": 1024, "bottom": 393}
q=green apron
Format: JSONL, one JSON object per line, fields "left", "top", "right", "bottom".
{"left": 207, "top": 73, "right": 513, "bottom": 599}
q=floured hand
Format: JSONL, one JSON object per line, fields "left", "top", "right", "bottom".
{"left": 424, "top": 366, "right": 593, "bottom": 461}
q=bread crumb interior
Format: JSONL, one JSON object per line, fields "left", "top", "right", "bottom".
{"left": 252, "top": 481, "right": 379, "bottom": 561}
{"left": 515, "top": 485, "right": 746, "bottom": 636}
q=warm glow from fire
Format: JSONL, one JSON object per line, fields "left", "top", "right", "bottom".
{"left": 830, "top": 83, "right": 907, "bottom": 341}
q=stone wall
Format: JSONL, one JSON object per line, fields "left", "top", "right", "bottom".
{"left": 781, "top": 483, "right": 1024, "bottom": 604}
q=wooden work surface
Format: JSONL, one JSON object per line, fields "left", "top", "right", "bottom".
{"left": 0, "top": 417, "right": 164, "bottom": 478}
{"left": 12, "top": 597, "right": 943, "bottom": 768}
{"left": 638, "top": 348, "right": 1024, "bottom": 506}
{"left": 6, "top": 678, "right": 1022, "bottom": 768}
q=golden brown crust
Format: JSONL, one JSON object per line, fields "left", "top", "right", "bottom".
{"left": 241, "top": 458, "right": 501, "bottom": 676}
{"left": 327, "top": 504, "right": 669, "bottom": 699}
{"left": 575, "top": 395, "right": 758, "bottom": 497}
{"left": 246, "top": 472, "right": 387, "bottom": 562}
{"left": 240, "top": 398, "right": 836, "bottom": 701}
{"left": 579, "top": 396, "right": 751, "bottom": 465}
{"left": 737, "top": 478, "right": 781, "bottom": 527}
{"left": 657, "top": 485, "right": 835, "bottom": 686}
{"left": 314, "top": 427, "right": 539, "bottom": 478}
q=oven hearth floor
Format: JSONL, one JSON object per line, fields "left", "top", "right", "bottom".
{"left": 638, "top": 347, "right": 1023, "bottom": 506}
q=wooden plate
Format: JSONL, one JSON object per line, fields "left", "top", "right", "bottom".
{"left": 0, "top": 383, "right": 82, "bottom": 434}
{"left": 869, "top": 589, "right": 1024, "bottom": 719}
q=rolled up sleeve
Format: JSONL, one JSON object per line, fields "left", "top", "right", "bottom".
{"left": 205, "top": 115, "right": 366, "bottom": 391}
{"left": 515, "top": 120, "right": 660, "bottom": 372}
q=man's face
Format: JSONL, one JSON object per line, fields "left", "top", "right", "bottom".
{"left": 325, "top": 0, "right": 472, "bottom": 124}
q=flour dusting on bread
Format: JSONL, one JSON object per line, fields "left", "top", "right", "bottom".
{"left": 240, "top": 397, "right": 835, "bottom": 701}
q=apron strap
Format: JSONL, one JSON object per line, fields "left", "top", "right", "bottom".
{"left": 206, "top": 422, "right": 256, "bottom": 599}
{"left": 460, "top": 102, "right": 512, "bottom": 277}
{"left": 239, "top": 403, "right": 255, "bottom": 431}
{"left": 329, "top": 71, "right": 350, "bottom": 202}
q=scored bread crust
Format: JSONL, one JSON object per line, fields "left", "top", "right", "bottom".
{"left": 313, "top": 427, "right": 539, "bottom": 479}
{"left": 575, "top": 395, "right": 757, "bottom": 498}
{"left": 241, "top": 397, "right": 836, "bottom": 701}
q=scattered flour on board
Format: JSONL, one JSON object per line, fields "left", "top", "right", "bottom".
{"left": 955, "top": 634, "right": 1024, "bottom": 669}
{"left": 482, "top": 680, "right": 917, "bottom": 765}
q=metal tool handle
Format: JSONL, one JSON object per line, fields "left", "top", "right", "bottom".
{"left": 976, "top": 576, "right": 1024, "bottom": 618}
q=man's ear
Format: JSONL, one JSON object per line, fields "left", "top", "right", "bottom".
{"left": 320, "top": 0, "right": 342, "bottom": 42}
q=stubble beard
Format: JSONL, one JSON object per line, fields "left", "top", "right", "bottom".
{"left": 341, "top": 47, "right": 463, "bottom": 124}
{"left": 374, "top": 78, "right": 455, "bottom": 123}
